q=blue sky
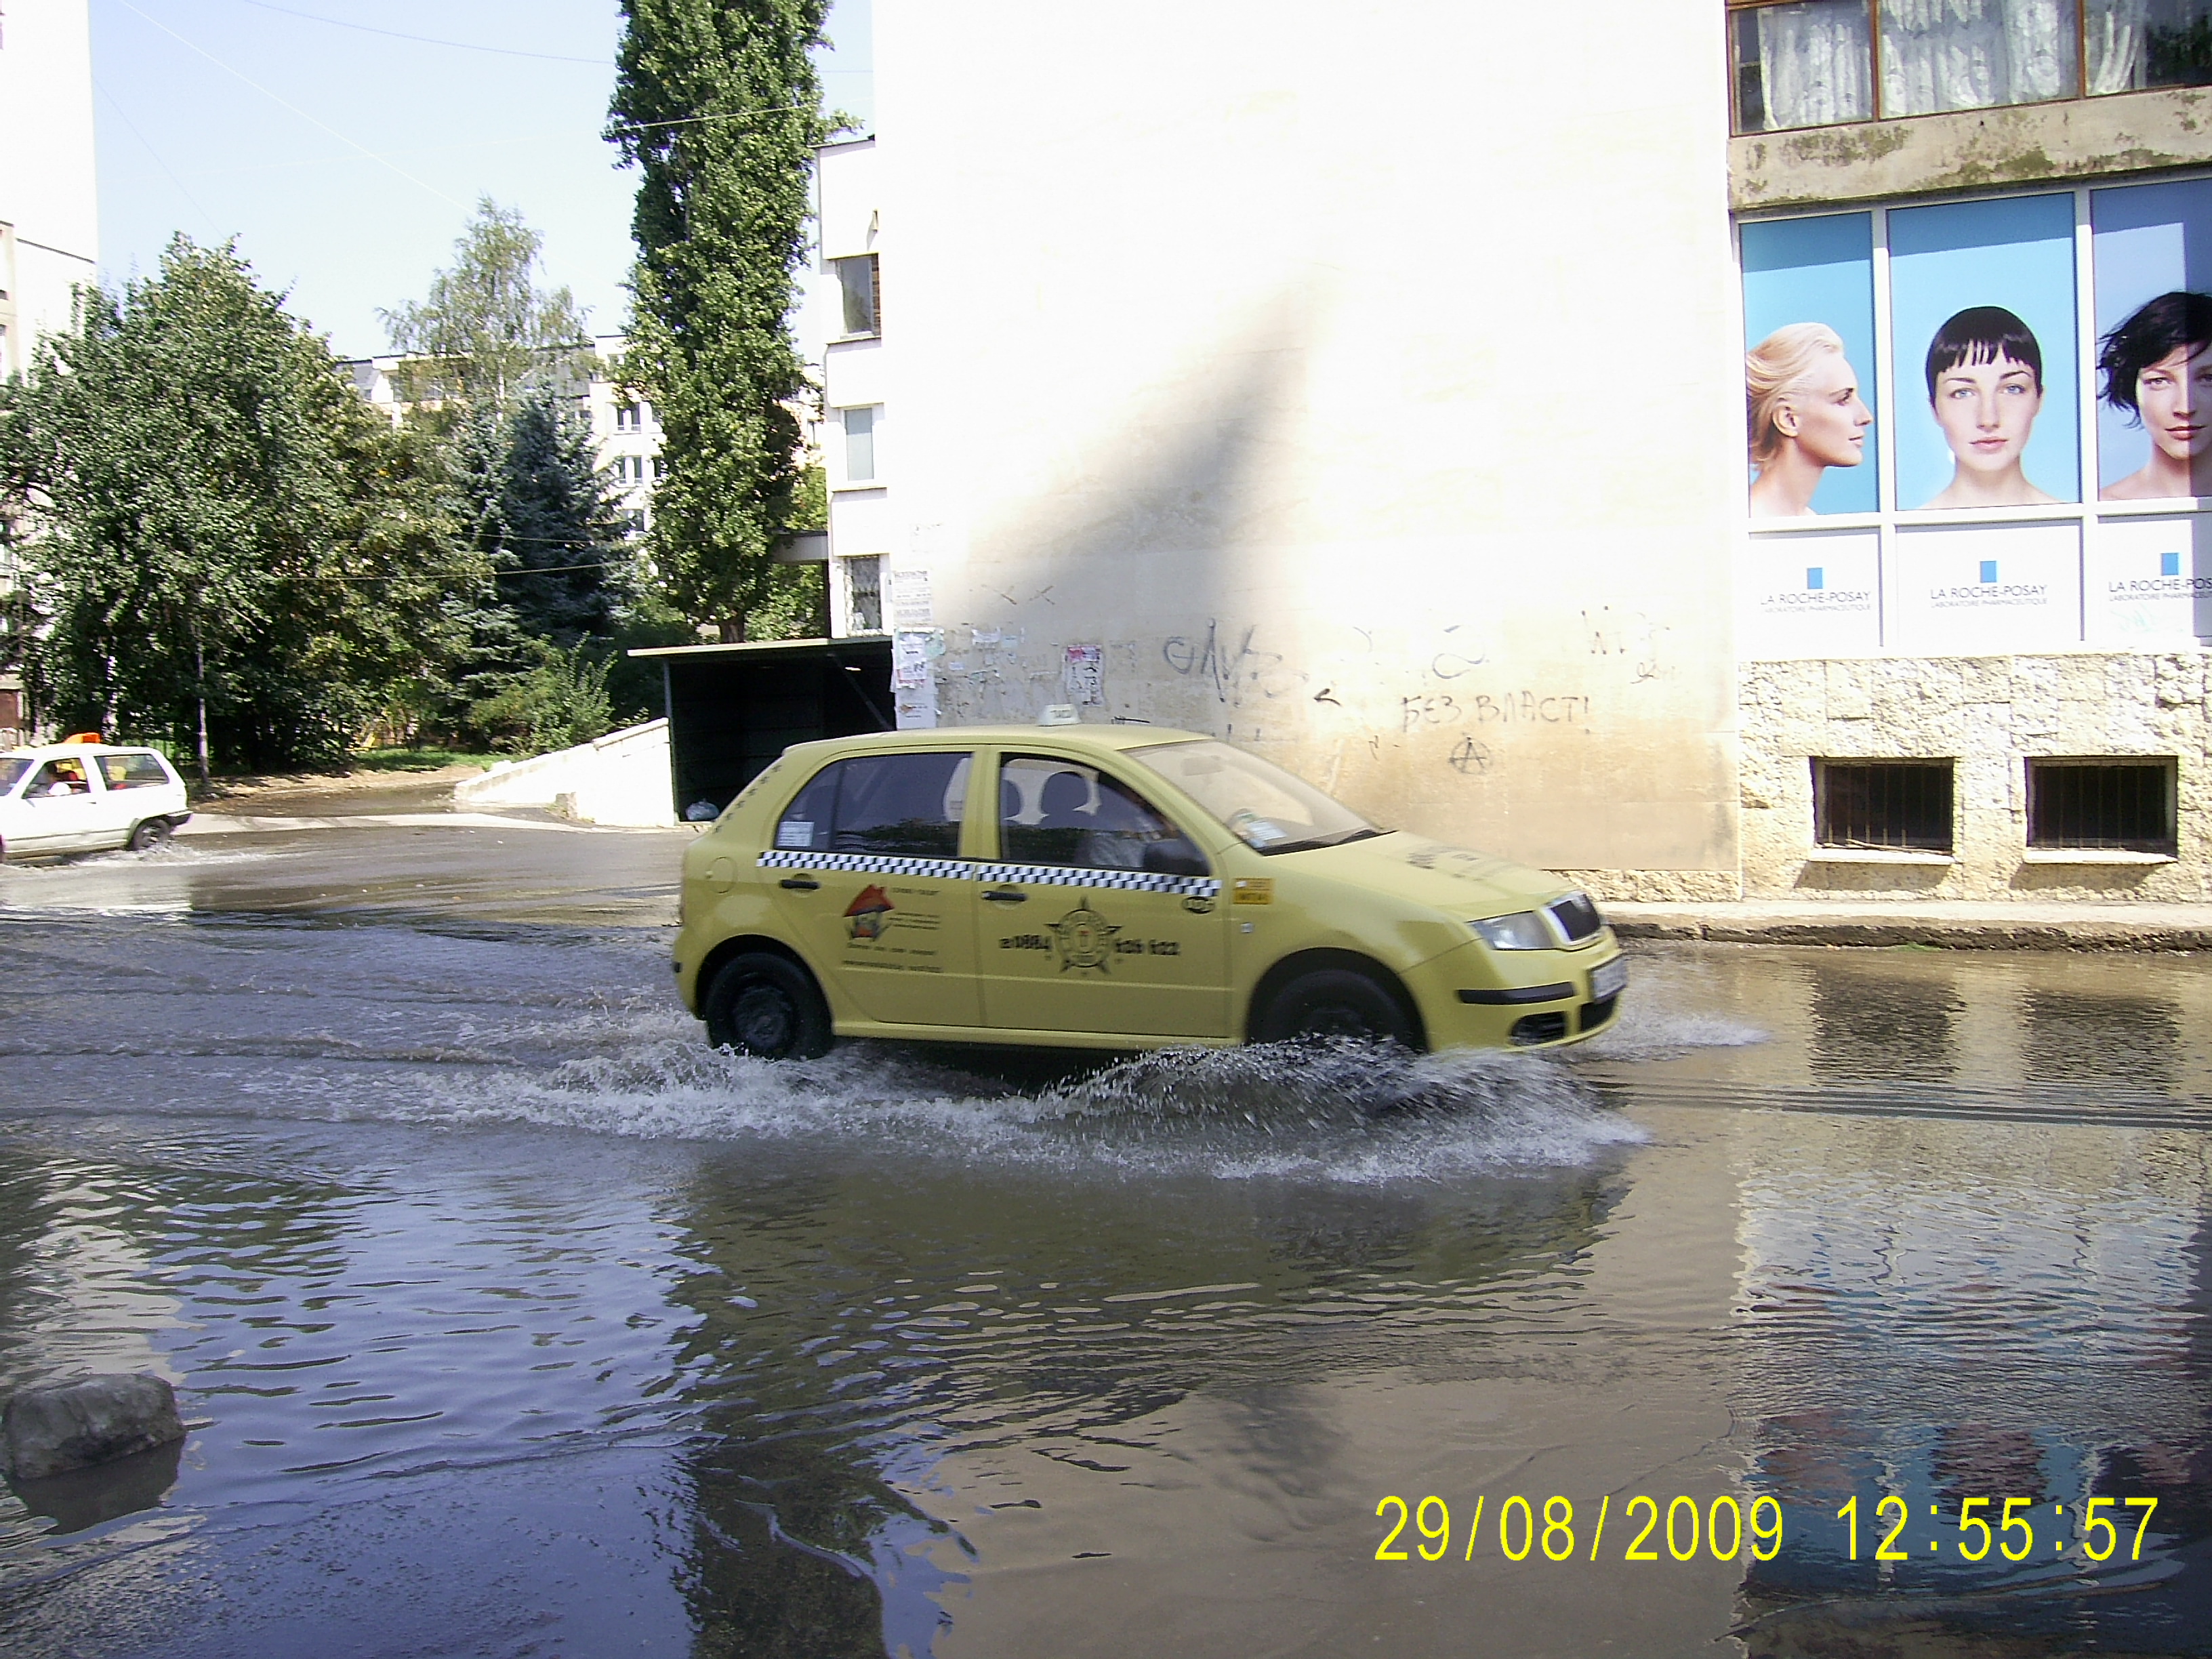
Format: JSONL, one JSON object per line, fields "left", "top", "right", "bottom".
{"left": 91, "top": 0, "right": 874, "bottom": 359}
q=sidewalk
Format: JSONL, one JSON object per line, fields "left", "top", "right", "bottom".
{"left": 1605, "top": 899, "right": 2212, "bottom": 951}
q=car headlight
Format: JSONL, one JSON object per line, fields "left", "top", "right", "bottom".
{"left": 1471, "top": 911, "right": 1553, "bottom": 951}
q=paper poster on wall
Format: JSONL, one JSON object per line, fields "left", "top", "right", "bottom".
{"left": 1741, "top": 213, "right": 1879, "bottom": 518}
{"left": 2093, "top": 514, "right": 2212, "bottom": 643}
{"left": 1063, "top": 644, "right": 1103, "bottom": 705}
{"left": 1738, "top": 529, "right": 1881, "bottom": 659}
{"left": 888, "top": 568, "right": 933, "bottom": 630}
{"left": 2091, "top": 179, "right": 2212, "bottom": 501}
{"left": 1888, "top": 522, "right": 2081, "bottom": 655}
{"left": 893, "top": 680, "right": 939, "bottom": 730}
{"left": 1888, "top": 193, "right": 2079, "bottom": 512}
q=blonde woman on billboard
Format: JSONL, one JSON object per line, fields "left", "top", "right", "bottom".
{"left": 2098, "top": 291, "right": 2212, "bottom": 501}
{"left": 1921, "top": 306, "right": 2059, "bottom": 509}
{"left": 1746, "top": 323, "right": 1872, "bottom": 518}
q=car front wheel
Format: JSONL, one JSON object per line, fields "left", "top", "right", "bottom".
{"left": 1252, "top": 968, "right": 1419, "bottom": 1049}
{"left": 702, "top": 952, "right": 834, "bottom": 1060}
{"left": 127, "top": 819, "right": 173, "bottom": 853}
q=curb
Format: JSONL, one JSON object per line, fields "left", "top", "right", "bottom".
{"left": 1607, "top": 914, "right": 2212, "bottom": 952}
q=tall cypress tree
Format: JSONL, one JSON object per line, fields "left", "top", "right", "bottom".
{"left": 608, "top": 0, "right": 832, "bottom": 642}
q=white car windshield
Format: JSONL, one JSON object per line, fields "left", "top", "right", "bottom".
{"left": 1125, "top": 739, "right": 1381, "bottom": 855}
{"left": 0, "top": 758, "right": 33, "bottom": 794}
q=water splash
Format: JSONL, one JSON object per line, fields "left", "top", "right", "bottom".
{"left": 408, "top": 1021, "right": 1645, "bottom": 1185}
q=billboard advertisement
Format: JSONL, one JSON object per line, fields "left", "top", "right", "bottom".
{"left": 1742, "top": 177, "right": 2212, "bottom": 654}
{"left": 1742, "top": 213, "right": 1879, "bottom": 518}
{"left": 1887, "top": 193, "right": 2081, "bottom": 512}
{"left": 2091, "top": 178, "right": 2212, "bottom": 502}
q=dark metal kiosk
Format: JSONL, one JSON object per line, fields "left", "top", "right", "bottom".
{"left": 628, "top": 636, "right": 894, "bottom": 822}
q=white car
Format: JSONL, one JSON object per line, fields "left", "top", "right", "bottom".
{"left": 0, "top": 742, "right": 193, "bottom": 862}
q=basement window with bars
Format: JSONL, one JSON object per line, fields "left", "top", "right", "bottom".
{"left": 2026, "top": 758, "right": 2177, "bottom": 853}
{"left": 1813, "top": 758, "right": 1955, "bottom": 853}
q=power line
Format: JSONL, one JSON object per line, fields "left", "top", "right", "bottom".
{"left": 94, "top": 75, "right": 224, "bottom": 242}
{"left": 219, "top": 0, "right": 615, "bottom": 65}
{"left": 214, "top": 0, "right": 871, "bottom": 75}
{"left": 115, "top": 0, "right": 467, "bottom": 209}
{"left": 287, "top": 557, "right": 638, "bottom": 583}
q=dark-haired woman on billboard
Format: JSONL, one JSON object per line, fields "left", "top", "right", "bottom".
{"left": 2099, "top": 290, "right": 2212, "bottom": 501}
{"left": 1921, "top": 306, "right": 2059, "bottom": 509}
{"left": 1745, "top": 323, "right": 1872, "bottom": 518}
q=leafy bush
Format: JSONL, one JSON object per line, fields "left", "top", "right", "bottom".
{"left": 466, "top": 641, "right": 615, "bottom": 756}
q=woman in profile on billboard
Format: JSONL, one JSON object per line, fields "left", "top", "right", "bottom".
{"left": 1746, "top": 323, "right": 1872, "bottom": 518}
{"left": 2099, "top": 290, "right": 2212, "bottom": 501}
{"left": 1921, "top": 306, "right": 2058, "bottom": 509}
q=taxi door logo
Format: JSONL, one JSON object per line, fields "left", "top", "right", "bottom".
{"left": 844, "top": 884, "right": 895, "bottom": 941}
{"left": 1049, "top": 903, "right": 1120, "bottom": 972}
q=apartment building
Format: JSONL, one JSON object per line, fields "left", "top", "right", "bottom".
{"left": 825, "top": 0, "right": 2212, "bottom": 903}
{"left": 0, "top": 0, "right": 98, "bottom": 746}
{"left": 342, "top": 335, "right": 664, "bottom": 533}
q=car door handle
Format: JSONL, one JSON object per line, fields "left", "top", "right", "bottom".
{"left": 981, "top": 888, "right": 1027, "bottom": 903}
{"left": 779, "top": 876, "right": 821, "bottom": 891}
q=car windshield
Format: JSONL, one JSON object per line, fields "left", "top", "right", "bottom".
{"left": 0, "top": 758, "right": 29, "bottom": 794}
{"left": 1125, "top": 739, "right": 1382, "bottom": 855}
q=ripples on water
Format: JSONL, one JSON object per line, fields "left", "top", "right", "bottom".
{"left": 3, "top": 902, "right": 2211, "bottom": 1656}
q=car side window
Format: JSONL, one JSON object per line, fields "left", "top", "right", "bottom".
{"left": 773, "top": 753, "right": 972, "bottom": 858}
{"left": 28, "top": 760, "right": 91, "bottom": 798}
{"left": 998, "top": 755, "right": 1209, "bottom": 875}
{"left": 98, "top": 752, "right": 171, "bottom": 790}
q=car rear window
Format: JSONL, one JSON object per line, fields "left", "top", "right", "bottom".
{"left": 98, "top": 752, "right": 173, "bottom": 789}
{"left": 773, "top": 752, "right": 971, "bottom": 858}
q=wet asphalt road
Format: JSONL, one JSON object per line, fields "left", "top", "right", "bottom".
{"left": 1, "top": 823, "right": 2209, "bottom": 1658}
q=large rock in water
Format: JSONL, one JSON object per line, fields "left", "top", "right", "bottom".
{"left": 1, "top": 1373, "right": 186, "bottom": 1481}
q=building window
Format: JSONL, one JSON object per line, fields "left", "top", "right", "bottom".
{"left": 846, "top": 556, "right": 884, "bottom": 632}
{"left": 842, "top": 406, "right": 877, "bottom": 482}
{"left": 833, "top": 254, "right": 880, "bottom": 337}
{"left": 1814, "top": 758, "right": 1955, "bottom": 851}
{"left": 615, "top": 403, "right": 639, "bottom": 432}
{"left": 1730, "top": 0, "right": 2212, "bottom": 134}
{"left": 2026, "top": 757, "right": 2176, "bottom": 851}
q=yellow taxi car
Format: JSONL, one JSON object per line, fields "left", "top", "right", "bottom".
{"left": 673, "top": 724, "right": 1624, "bottom": 1059}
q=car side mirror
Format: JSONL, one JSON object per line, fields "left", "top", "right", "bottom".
{"left": 1142, "top": 840, "right": 1208, "bottom": 878}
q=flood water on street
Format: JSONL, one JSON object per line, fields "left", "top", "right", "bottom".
{"left": 2, "top": 824, "right": 2209, "bottom": 1657}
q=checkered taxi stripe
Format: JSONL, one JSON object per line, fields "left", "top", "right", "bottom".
{"left": 756, "top": 848, "right": 1221, "bottom": 899}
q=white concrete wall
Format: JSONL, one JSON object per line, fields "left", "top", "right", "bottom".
{"left": 873, "top": 0, "right": 1745, "bottom": 893}
{"left": 0, "top": 0, "right": 98, "bottom": 375}
{"left": 454, "top": 718, "right": 677, "bottom": 827}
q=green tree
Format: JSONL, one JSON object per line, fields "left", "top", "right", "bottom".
{"left": 379, "top": 201, "right": 634, "bottom": 754}
{"left": 0, "top": 237, "right": 470, "bottom": 780}
{"left": 609, "top": 0, "right": 834, "bottom": 642}
{"left": 489, "top": 391, "right": 631, "bottom": 643}
{"left": 436, "top": 391, "right": 635, "bottom": 754}
{"left": 380, "top": 199, "right": 594, "bottom": 413}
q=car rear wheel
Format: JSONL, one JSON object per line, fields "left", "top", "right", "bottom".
{"left": 127, "top": 819, "right": 173, "bottom": 853}
{"left": 702, "top": 952, "right": 834, "bottom": 1061}
{"left": 1252, "top": 968, "right": 1419, "bottom": 1049}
